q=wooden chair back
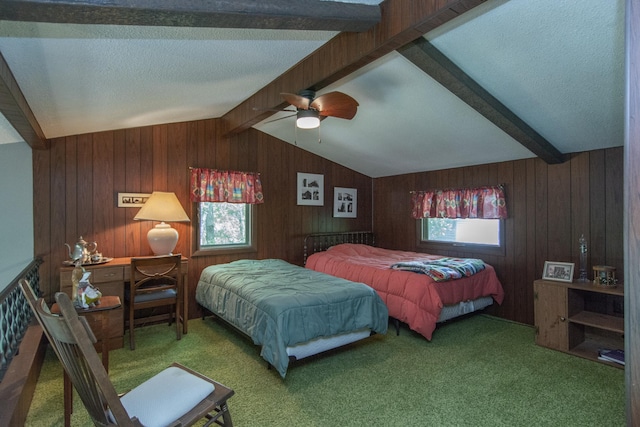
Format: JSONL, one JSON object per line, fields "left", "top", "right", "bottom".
{"left": 19, "top": 279, "right": 62, "bottom": 362}
{"left": 128, "top": 254, "right": 182, "bottom": 349}
{"left": 130, "top": 254, "right": 181, "bottom": 296}
{"left": 18, "top": 280, "right": 140, "bottom": 426}
{"left": 19, "top": 280, "right": 235, "bottom": 426}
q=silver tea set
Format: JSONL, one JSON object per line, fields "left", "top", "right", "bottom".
{"left": 64, "top": 236, "right": 103, "bottom": 264}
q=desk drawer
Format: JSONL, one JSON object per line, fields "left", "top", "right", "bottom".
{"left": 91, "top": 267, "right": 124, "bottom": 283}
{"left": 60, "top": 266, "right": 124, "bottom": 299}
{"left": 60, "top": 266, "right": 124, "bottom": 285}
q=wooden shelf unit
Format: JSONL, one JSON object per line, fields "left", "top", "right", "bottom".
{"left": 533, "top": 279, "right": 624, "bottom": 368}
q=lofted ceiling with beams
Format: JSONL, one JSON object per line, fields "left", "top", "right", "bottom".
{"left": 0, "top": 0, "right": 625, "bottom": 178}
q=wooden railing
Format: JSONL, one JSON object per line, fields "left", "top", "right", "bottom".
{"left": 0, "top": 257, "right": 43, "bottom": 382}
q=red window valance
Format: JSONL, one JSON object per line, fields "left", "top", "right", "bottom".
{"left": 411, "top": 185, "right": 507, "bottom": 219}
{"left": 190, "top": 168, "right": 264, "bottom": 204}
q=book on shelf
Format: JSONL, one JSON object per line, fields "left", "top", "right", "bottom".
{"left": 598, "top": 349, "right": 624, "bottom": 365}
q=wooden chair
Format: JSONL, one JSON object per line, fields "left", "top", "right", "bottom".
{"left": 127, "top": 255, "right": 182, "bottom": 350}
{"left": 18, "top": 280, "right": 235, "bottom": 427}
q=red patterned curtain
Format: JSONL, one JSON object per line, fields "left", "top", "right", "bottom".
{"left": 411, "top": 185, "right": 507, "bottom": 219}
{"left": 190, "top": 168, "right": 264, "bottom": 204}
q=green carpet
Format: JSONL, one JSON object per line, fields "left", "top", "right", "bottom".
{"left": 26, "top": 315, "right": 625, "bottom": 426}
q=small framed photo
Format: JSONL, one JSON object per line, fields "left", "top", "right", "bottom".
{"left": 333, "top": 187, "right": 357, "bottom": 218}
{"left": 297, "top": 173, "right": 324, "bottom": 206}
{"left": 117, "top": 192, "right": 151, "bottom": 208}
{"left": 542, "top": 261, "right": 575, "bottom": 283}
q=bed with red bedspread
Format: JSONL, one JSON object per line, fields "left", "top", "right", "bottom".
{"left": 305, "top": 242, "right": 504, "bottom": 340}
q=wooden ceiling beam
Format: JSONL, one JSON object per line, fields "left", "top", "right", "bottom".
{"left": 398, "top": 38, "right": 565, "bottom": 164}
{"left": 0, "top": 52, "right": 48, "bottom": 150}
{"left": 0, "top": 0, "right": 381, "bottom": 32}
{"left": 222, "top": 0, "right": 488, "bottom": 135}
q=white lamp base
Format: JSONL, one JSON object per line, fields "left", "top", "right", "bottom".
{"left": 147, "top": 222, "right": 179, "bottom": 255}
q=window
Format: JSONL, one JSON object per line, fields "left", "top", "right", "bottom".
{"left": 197, "top": 202, "right": 254, "bottom": 252}
{"left": 418, "top": 218, "right": 504, "bottom": 255}
{"left": 424, "top": 218, "right": 500, "bottom": 245}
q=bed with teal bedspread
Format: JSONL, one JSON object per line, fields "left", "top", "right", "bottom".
{"left": 196, "top": 259, "right": 388, "bottom": 378}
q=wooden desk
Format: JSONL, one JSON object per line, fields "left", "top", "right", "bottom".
{"left": 60, "top": 256, "right": 189, "bottom": 336}
{"left": 52, "top": 296, "right": 122, "bottom": 427}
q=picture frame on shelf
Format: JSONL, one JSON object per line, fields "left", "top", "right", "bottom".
{"left": 542, "top": 261, "right": 574, "bottom": 283}
{"left": 297, "top": 173, "right": 324, "bottom": 206}
{"left": 333, "top": 187, "right": 357, "bottom": 218}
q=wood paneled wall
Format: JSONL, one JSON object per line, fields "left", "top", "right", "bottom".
{"left": 32, "top": 116, "right": 622, "bottom": 327}
{"left": 33, "top": 120, "right": 372, "bottom": 317}
{"left": 372, "top": 148, "right": 623, "bottom": 326}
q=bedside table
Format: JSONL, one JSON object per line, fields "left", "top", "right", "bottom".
{"left": 51, "top": 295, "right": 122, "bottom": 366}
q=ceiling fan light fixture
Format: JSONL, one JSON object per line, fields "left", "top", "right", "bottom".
{"left": 296, "top": 109, "right": 320, "bottom": 129}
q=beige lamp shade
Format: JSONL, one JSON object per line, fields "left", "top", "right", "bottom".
{"left": 134, "top": 192, "right": 190, "bottom": 255}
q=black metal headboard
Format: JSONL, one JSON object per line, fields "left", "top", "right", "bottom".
{"left": 303, "top": 231, "right": 375, "bottom": 265}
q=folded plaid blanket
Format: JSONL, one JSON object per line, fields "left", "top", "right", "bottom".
{"left": 390, "top": 257, "right": 486, "bottom": 282}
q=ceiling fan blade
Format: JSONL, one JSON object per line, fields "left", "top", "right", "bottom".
{"left": 261, "top": 113, "right": 296, "bottom": 125}
{"left": 281, "top": 93, "right": 310, "bottom": 110}
{"left": 252, "top": 106, "right": 295, "bottom": 113}
{"left": 310, "top": 91, "right": 359, "bottom": 120}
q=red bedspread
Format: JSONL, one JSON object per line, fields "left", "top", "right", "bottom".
{"left": 305, "top": 244, "right": 504, "bottom": 340}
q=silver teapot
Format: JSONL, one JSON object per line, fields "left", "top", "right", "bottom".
{"left": 65, "top": 236, "right": 98, "bottom": 263}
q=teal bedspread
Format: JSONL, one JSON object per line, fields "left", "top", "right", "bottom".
{"left": 196, "top": 259, "right": 388, "bottom": 377}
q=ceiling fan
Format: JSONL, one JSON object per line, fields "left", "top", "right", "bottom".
{"left": 278, "top": 89, "right": 359, "bottom": 129}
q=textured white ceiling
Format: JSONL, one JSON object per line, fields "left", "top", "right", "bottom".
{"left": 0, "top": 23, "right": 336, "bottom": 138}
{"left": 428, "top": 0, "right": 625, "bottom": 154}
{"left": 255, "top": 0, "right": 625, "bottom": 177}
{"left": 255, "top": 51, "right": 536, "bottom": 177}
{"left": 0, "top": 0, "right": 626, "bottom": 178}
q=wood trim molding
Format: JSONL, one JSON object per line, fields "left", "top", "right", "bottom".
{"left": 625, "top": 0, "right": 639, "bottom": 422}
{"left": 398, "top": 38, "right": 565, "bottom": 165}
{"left": 222, "top": 0, "right": 488, "bottom": 135}
{"left": 0, "top": 52, "right": 48, "bottom": 150}
{"left": 0, "top": 0, "right": 381, "bottom": 32}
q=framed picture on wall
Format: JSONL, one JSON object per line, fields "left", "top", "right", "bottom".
{"left": 117, "top": 192, "right": 151, "bottom": 208}
{"left": 297, "top": 173, "right": 324, "bottom": 206}
{"left": 333, "top": 187, "right": 357, "bottom": 218}
{"left": 542, "top": 261, "right": 574, "bottom": 283}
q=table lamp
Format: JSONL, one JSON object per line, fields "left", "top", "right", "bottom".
{"left": 133, "top": 191, "right": 190, "bottom": 255}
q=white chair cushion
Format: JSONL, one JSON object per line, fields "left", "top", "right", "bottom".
{"left": 119, "top": 366, "right": 215, "bottom": 427}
